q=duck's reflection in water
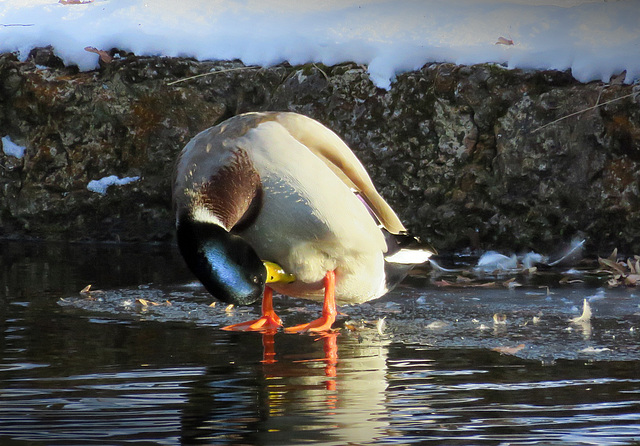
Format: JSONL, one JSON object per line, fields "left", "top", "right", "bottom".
{"left": 260, "top": 331, "right": 390, "bottom": 445}
{"left": 181, "top": 330, "right": 391, "bottom": 445}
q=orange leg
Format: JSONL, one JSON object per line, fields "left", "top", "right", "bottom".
{"left": 222, "top": 287, "right": 283, "bottom": 331}
{"left": 285, "top": 271, "right": 337, "bottom": 333}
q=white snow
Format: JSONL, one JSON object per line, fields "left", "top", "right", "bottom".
{"left": 476, "top": 251, "right": 518, "bottom": 272}
{"left": 1, "top": 0, "right": 639, "bottom": 89}
{"left": 87, "top": 175, "right": 140, "bottom": 195}
{"left": 521, "top": 252, "right": 546, "bottom": 269}
{"left": 2, "top": 135, "right": 26, "bottom": 159}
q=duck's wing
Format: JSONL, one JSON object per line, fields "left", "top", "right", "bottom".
{"left": 274, "top": 112, "right": 407, "bottom": 235}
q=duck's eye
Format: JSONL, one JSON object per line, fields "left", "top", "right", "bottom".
{"left": 252, "top": 275, "right": 260, "bottom": 284}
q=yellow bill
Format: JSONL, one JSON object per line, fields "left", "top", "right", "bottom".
{"left": 263, "top": 261, "right": 296, "bottom": 284}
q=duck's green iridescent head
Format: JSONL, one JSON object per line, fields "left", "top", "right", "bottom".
{"left": 176, "top": 217, "right": 265, "bottom": 306}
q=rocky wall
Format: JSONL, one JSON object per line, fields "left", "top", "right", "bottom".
{"left": 1, "top": 47, "right": 639, "bottom": 255}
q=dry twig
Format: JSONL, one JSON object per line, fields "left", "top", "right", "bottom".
{"left": 532, "top": 90, "right": 639, "bottom": 133}
{"left": 167, "top": 66, "right": 260, "bottom": 86}
{"left": 312, "top": 63, "right": 329, "bottom": 81}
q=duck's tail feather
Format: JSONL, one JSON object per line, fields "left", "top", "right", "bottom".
{"left": 385, "top": 232, "right": 436, "bottom": 265}
{"left": 383, "top": 231, "right": 436, "bottom": 291}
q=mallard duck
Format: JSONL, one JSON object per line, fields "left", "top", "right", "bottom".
{"left": 173, "top": 112, "right": 433, "bottom": 332}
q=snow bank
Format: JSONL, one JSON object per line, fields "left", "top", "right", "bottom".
{"left": 1, "top": 0, "right": 639, "bottom": 89}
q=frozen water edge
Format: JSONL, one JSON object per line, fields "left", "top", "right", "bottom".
{"left": 59, "top": 281, "right": 640, "bottom": 363}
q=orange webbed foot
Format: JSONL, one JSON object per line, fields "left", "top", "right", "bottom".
{"left": 284, "top": 315, "right": 336, "bottom": 333}
{"left": 285, "top": 271, "right": 337, "bottom": 333}
{"left": 221, "top": 314, "right": 282, "bottom": 331}
{"left": 221, "top": 287, "right": 283, "bottom": 332}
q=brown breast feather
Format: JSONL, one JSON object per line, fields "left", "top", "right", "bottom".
{"left": 195, "top": 148, "right": 262, "bottom": 231}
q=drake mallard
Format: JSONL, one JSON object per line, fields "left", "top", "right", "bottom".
{"left": 173, "top": 112, "right": 433, "bottom": 332}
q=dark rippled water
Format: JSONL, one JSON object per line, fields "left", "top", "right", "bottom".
{"left": 2, "top": 241, "right": 640, "bottom": 445}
